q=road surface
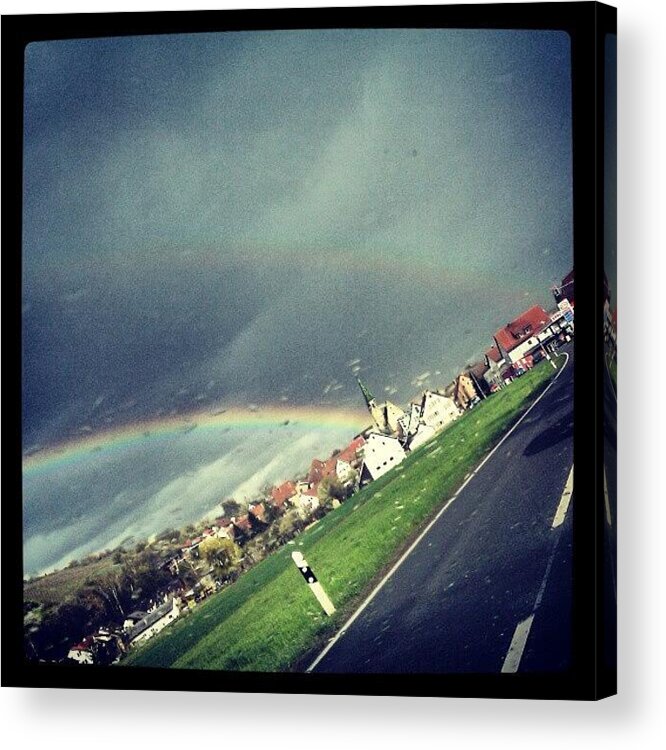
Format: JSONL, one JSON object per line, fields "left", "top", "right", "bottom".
{"left": 311, "top": 346, "right": 574, "bottom": 674}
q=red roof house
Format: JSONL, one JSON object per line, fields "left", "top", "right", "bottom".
{"left": 493, "top": 305, "right": 551, "bottom": 361}
{"left": 249, "top": 502, "right": 267, "bottom": 523}
{"left": 307, "top": 458, "right": 332, "bottom": 485}
{"left": 337, "top": 436, "right": 365, "bottom": 464}
{"left": 269, "top": 481, "right": 297, "bottom": 509}
{"left": 485, "top": 344, "right": 502, "bottom": 364}
{"left": 232, "top": 515, "right": 253, "bottom": 538}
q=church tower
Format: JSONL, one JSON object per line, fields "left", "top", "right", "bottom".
{"left": 357, "top": 377, "right": 391, "bottom": 434}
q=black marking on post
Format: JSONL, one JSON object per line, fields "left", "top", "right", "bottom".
{"left": 299, "top": 565, "right": 318, "bottom": 585}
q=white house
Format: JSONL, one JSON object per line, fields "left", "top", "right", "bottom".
{"left": 418, "top": 391, "right": 460, "bottom": 433}
{"left": 127, "top": 598, "right": 181, "bottom": 648}
{"left": 123, "top": 610, "right": 147, "bottom": 632}
{"left": 67, "top": 637, "right": 95, "bottom": 665}
{"left": 408, "top": 423, "right": 438, "bottom": 451}
{"left": 334, "top": 458, "right": 356, "bottom": 485}
{"left": 398, "top": 403, "right": 422, "bottom": 444}
{"left": 359, "top": 432, "right": 406, "bottom": 483}
{"left": 293, "top": 487, "right": 320, "bottom": 514}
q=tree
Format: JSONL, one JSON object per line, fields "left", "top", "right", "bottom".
{"left": 198, "top": 537, "right": 241, "bottom": 578}
{"left": 273, "top": 509, "right": 304, "bottom": 545}
{"left": 222, "top": 499, "right": 241, "bottom": 518}
{"left": 317, "top": 475, "right": 348, "bottom": 504}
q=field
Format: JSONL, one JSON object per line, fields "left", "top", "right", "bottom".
{"left": 123, "top": 355, "right": 565, "bottom": 671}
{"left": 24, "top": 557, "right": 120, "bottom": 606}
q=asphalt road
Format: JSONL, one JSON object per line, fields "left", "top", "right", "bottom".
{"left": 311, "top": 346, "right": 574, "bottom": 674}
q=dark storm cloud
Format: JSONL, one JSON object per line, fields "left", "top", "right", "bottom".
{"left": 22, "top": 30, "right": 573, "bottom": 571}
{"left": 23, "top": 29, "right": 572, "bottom": 445}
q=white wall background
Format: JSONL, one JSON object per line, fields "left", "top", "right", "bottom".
{"left": 2, "top": 0, "right": 665, "bottom": 746}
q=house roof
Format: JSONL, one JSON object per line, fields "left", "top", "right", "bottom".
{"left": 70, "top": 636, "right": 95, "bottom": 652}
{"left": 308, "top": 458, "right": 333, "bottom": 485}
{"left": 468, "top": 361, "right": 488, "bottom": 379}
{"left": 338, "top": 436, "right": 365, "bottom": 463}
{"left": 127, "top": 599, "right": 176, "bottom": 642}
{"left": 126, "top": 610, "right": 147, "bottom": 622}
{"left": 494, "top": 305, "right": 551, "bottom": 354}
{"left": 270, "top": 481, "right": 297, "bottom": 507}
{"left": 485, "top": 345, "right": 502, "bottom": 364}
{"left": 233, "top": 515, "right": 253, "bottom": 533}
{"left": 249, "top": 503, "right": 266, "bottom": 521}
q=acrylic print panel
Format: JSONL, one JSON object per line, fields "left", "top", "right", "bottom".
{"left": 603, "top": 30, "right": 618, "bottom": 675}
{"left": 22, "top": 28, "right": 574, "bottom": 676}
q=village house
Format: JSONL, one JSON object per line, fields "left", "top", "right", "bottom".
{"left": 358, "top": 432, "right": 407, "bottom": 484}
{"left": 552, "top": 269, "right": 574, "bottom": 307}
{"left": 68, "top": 629, "right": 124, "bottom": 665}
{"left": 123, "top": 610, "right": 147, "bottom": 631}
{"left": 406, "top": 390, "right": 461, "bottom": 450}
{"left": 292, "top": 485, "right": 320, "bottom": 514}
{"left": 483, "top": 345, "right": 506, "bottom": 391}
{"left": 339, "top": 435, "right": 366, "bottom": 463}
{"left": 397, "top": 402, "right": 422, "bottom": 444}
{"left": 67, "top": 636, "right": 95, "bottom": 665}
{"left": 467, "top": 361, "right": 492, "bottom": 397}
{"left": 493, "top": 305, "right": 554, "bottom": 365}
{"left": 334, "top": 457, "right": 356, "bottom": 486}
{"left": 307, "top": 458, "right": 330, "bottom": 485}
{"left": 214, "top": 517, "right": 237, "bottom": 540}
{"left": 231, "top": 514, "right": 254, "bottom": 543}
{"left": 181, "top": 537, "right": 203, "bottom": 558}
{"left": 451, "top": 372, "right": 480, "bottom": 410}
{"left": 248, "top": 502, "right": 269, "bottom": 531}
{"left": 126, "top": 597, "right": 181, "bottom": 648}
{"left": 306, "top": 435, "right": 365, "bottom": 489}
{"left": 269, "top": 480, "right": 298, "bottom": 512}
{"left": 418, "top": 390, "right": 460, "bottom": 433}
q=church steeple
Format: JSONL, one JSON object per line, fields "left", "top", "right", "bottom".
{"left": 357, "top": 377, "right": 376, "bottom": 408}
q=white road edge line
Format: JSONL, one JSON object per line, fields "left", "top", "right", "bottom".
{"left": 306, "top": 351, "right": 570, "bottom": 673}
{"left": 502, "top": 465, "right": 574, "bottom": 673}
{"left": 552, "top": 465, "right": 575, "bottom": 528}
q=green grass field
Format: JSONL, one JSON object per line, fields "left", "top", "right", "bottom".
{"left": 123, "top": 355, "right": 564, "bottom": 672}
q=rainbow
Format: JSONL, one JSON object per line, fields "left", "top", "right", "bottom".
{"left": 22, "top": 404, "right": 369, "bottom": 476}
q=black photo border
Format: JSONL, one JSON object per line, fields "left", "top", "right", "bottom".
{"left": 1, "top": 1, "right": 617, "bottom": 700}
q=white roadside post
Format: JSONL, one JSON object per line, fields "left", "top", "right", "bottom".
{"left": 291, "top": 551, "right": 336, "bottom": 616}
{"left": 540, "top": 343, "right": 557, "bottom": 369}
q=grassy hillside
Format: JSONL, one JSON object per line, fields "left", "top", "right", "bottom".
{"left": 24, "top": 557, "right": 120, "bottom": 606}
{"left": 124, "top": 355, "right": 565, "bottom": 671}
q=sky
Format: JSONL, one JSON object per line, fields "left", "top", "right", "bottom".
{"left": 22, "top": 29, "right": 573, "bottom": 575}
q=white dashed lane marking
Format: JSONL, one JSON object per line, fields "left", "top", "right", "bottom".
{"left": 552, "top": 465, "right": 574, "bottom": 529}
{"left": 501, "top": 465, "right": 573, "bottom": 673}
